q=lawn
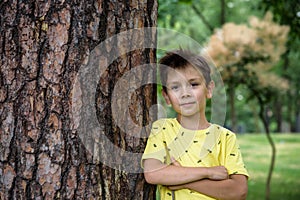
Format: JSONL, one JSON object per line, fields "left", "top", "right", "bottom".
{"left": 237, "top": 133, "right": 300, "bottom": 200}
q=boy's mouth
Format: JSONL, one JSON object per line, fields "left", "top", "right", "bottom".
{"left": 180, "top": 102, "right": 196, "bottom": 106}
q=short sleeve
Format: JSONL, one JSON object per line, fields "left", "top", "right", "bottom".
{"left": 224, "top": 132, "right": 249, "bottom": 177}
{"left": 141, "top": 121, "right": 167, "bottom": 168}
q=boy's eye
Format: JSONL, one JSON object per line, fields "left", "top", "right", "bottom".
{"left": 190, "top": 82, "right": 200, "bottom": 87}
{"left": 170, "top": 85, "right": 179, "bottom": 90}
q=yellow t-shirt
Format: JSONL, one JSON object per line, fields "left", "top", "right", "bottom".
{"left": 142, "top": 118, "right": 249, "bottom": 200}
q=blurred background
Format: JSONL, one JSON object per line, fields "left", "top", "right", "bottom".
{"left": 157, "top": 0, "right": 300, "bottom": 199}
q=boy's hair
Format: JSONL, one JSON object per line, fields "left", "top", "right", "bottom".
{"left": 159, "top": 49, "right": 211, "bottom": 92}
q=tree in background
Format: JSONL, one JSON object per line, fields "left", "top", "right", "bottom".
{"left": 157, "top": 1, "right": 299, "bottom": 199}
{"left": 260, "top": 0, "right": 300, "bottom": 132}
{"left": 0, "top": 0, "right": 157, "bottom": 199}
{"left": 158, "top": 0, "right": 268, "bottom": 131}
{"left": 158, "top": 0, "right": 300, "bottom": 134}
{"left": 204, "top": 12, "right": 289, "bottom": 200}
{"left": 205, "top": 12, "right": 290, "bottom": 132}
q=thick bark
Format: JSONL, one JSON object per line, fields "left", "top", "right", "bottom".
{"left": 0, "top": 0, "right": 157, "bottom": 199}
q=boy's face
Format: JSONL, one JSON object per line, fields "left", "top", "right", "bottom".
{"left": 162, "top": 65, "right": 213, "bottom": 118}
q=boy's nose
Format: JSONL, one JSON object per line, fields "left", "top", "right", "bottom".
{"left": 180, "top": 86, "right": 192, "bottom": 98}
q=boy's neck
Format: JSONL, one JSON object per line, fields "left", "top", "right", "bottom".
{"left": 176, "top": 114, "right": 210, "bottom": 130}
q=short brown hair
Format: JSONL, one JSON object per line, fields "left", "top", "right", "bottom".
{"left": 159, "top": 49, "right": 211, "bottom": 91}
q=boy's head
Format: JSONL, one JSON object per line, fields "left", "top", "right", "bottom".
{"left": 159, "top": 49, "right": 212, "bottom": 93}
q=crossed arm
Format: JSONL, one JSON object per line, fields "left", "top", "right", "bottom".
{"left": 143, "top": 158, "right": 248, "bottom": 200}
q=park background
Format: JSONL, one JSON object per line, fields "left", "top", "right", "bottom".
{"left": 156, "top": 0, "right": 300, "bottom": 199}
{"left": 0, "top": 0, "right": 299, "bottom": 199}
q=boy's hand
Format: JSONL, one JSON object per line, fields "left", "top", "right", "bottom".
{"left": 171, "top": 157, "right": 181, "bottom": 166}
{"left": 207, "top": 166, "right": 228, "bottom": 180}
{"left": 170, "top": 158, "right": 228, "bottom": 180}
{"left": 168, "top": 166, "right": 229, "bottom": 191}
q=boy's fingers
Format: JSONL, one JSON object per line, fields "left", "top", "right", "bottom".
{"left": 171, "top": 157, "right": 181, "bottom": 166}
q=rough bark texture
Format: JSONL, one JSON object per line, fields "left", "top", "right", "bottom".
{"left": 0, "top": 0, "right": 157, "bottom": 199}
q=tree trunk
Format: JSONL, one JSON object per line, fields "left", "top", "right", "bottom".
{"left": 296, "top": 111, "right": 300, "bottom": 133}
{"left": 228, "top": 84, "right": 237, "bottom": 132}
{"left": 274, "top": 98, "right": 282, "bottom": 132}
{"left": 0, "top": 0, "right": 157, "bottom": 199}
{"left": 220, "top": 0, "right": 226, "bottom": 26}
{"left": 191, "top": 4, "right": 214, "bottom": 33}
{"left": 256, "top": 95, "right": 276, "bottom": 200}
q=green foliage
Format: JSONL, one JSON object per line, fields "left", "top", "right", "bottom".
{"left": 260, "top": 0, "right": 300, "bottom": 40}
{"left": 225, "top": 0, "right": 264, "bottom": 24}
{"left": 178, "top": 0, "right": 193, "bottom": 4}
{"left": 259, "top": 0, "right": 300, "bottom": 132}
{"left": 157, "top": 0, "right": 300, "bottom": 132}
{"left": 158, "top": 0, "right": 220, "bottom": 42}
{"left": 206, "top": 12, "right": 290, "bottom": 91}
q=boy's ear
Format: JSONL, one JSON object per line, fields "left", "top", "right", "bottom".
{"left": 162, "top": 89, "right": 171, "bottom": 105}
{"left": 206, "top": 81, "right": 215, "bottom": 99}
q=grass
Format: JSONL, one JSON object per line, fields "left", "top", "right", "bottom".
{"left": 237, "top": 133, "right": 300, "bottom": 200}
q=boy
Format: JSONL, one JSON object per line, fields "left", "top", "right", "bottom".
{"left": 142, "top": 49, "right": 249, "bottom": 200}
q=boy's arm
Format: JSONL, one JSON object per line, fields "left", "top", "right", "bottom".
{"left": 169, "top": 174, "right": 248, "bottom": 200}
{"left": 143, "top": 158, "right": 228, "bottom": 186}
